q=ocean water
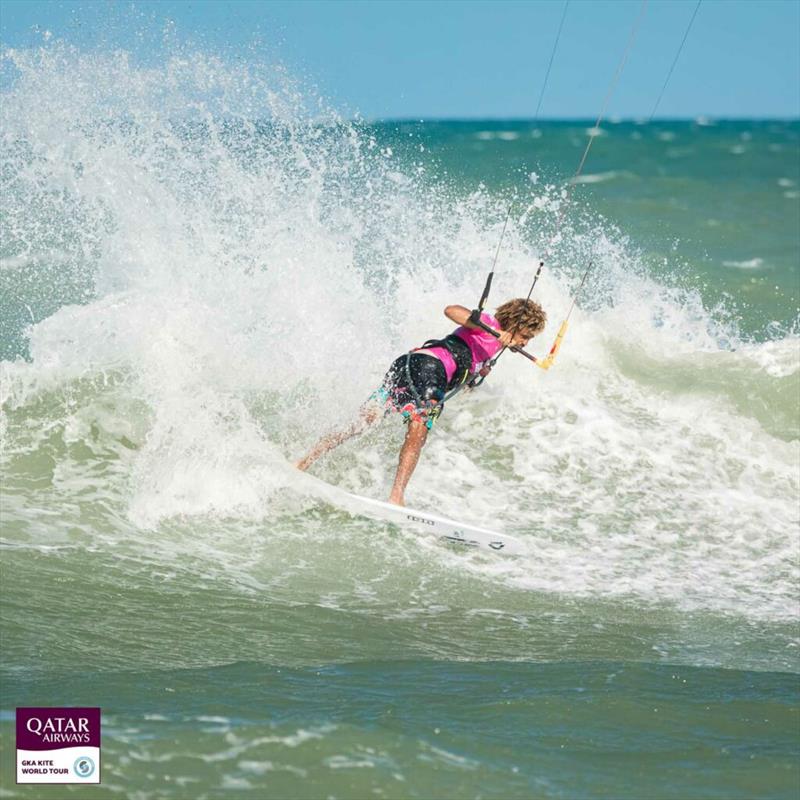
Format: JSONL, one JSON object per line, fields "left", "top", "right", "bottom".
{"left": 1, "top": 43, "right": 799, "bottom": 800}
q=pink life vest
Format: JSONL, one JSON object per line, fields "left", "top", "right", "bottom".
{"left": 424, "top": 312, "right": 503, "bottom": 386}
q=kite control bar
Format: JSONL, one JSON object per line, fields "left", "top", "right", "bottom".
{"left": 468, "top": 309, "right": 539, "bottom": 364}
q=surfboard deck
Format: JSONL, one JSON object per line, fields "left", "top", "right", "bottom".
{"left": 298, "top": 472, "right": 523, "bottom": 556}
{"left": 344, "top": 491, "right": 524, "bottom": 555}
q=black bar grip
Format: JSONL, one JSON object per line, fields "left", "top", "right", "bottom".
{"left": 510, "top": 344, "right": 538, "bottom": 363}
{"left": 470, "top": 316, "right": 538, "bottom": 363}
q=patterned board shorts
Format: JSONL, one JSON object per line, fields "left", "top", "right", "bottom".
{"left": 369, "top": 352, "right": 448, "bottom": 429}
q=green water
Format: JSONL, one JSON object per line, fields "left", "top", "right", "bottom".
{"left": 2, "top": 662, "right": 798, "bottom": 800}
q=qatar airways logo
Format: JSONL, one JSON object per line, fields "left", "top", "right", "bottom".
{"left": 25, "top": 716, "right": 91, "bottom": 744}
{"left": 17, "top": 707, "right": 101, "bottom": 785}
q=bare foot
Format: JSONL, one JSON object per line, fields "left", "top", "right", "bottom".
{"left": 295, "top": 458, "right": 310, "bottom": 471}
{"left": 388, "top": 493, "right": 405, "bottom": 506}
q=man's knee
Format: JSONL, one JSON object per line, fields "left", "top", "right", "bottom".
{"left": 406, "top": 419, "right": 429, "bottom": 442}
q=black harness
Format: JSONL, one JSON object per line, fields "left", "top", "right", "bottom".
{"left": 395, "top": 333, "right": 474, "bottom": 428}
{"left": 420, "top": 333, "right": 473, "bottom": 391}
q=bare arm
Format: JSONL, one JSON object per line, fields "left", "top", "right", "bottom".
{"left": 444, "top": 305, "right": 479, "bottom": 328}
{"left": 444, "top": 304, "right": 517, "bottom": 348}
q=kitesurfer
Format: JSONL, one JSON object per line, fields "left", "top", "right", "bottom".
{"left": 296, "top": 299, "right": 546, "bottom": 506}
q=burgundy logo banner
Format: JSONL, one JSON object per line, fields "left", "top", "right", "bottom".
{"left": 16, "top": 707, "right": 101, "bottom": 784}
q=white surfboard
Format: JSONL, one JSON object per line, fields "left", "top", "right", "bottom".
{"left": 298, "top": 472, "right": 524, "bottom": 556}
{"left": 343, "top": 491, "right": 525, "bottom": 555}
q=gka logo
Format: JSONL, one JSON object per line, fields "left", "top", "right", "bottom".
{"left": 74, "top": 756, "right": 95, "bottom": 778}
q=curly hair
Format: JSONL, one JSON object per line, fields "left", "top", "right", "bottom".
{"left": 495, "top": 298, "right": 547, "bottom": 337}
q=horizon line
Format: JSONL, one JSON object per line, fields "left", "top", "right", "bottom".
{"left": 358, "top": 116, "right": 800, "bottom": 124}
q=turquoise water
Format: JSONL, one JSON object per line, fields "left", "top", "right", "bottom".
{"left": 2, "top": 662, "right": 798, "bottom": 799}
{"left": 374, "top": 118, "right": 799, "bottom": 338}
{"left": 1, "top": 43, "right": 799, "bottom": 799}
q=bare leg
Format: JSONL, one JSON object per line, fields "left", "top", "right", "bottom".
{"left": 296, "top": 405, "right": 381, "bottom": 471}
{"left": 388, "top": 419, "right": 428, "bottom": 506}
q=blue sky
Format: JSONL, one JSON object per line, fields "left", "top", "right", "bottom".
{"left": 1, "top": 0, "right": 798, "bottom": 119}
